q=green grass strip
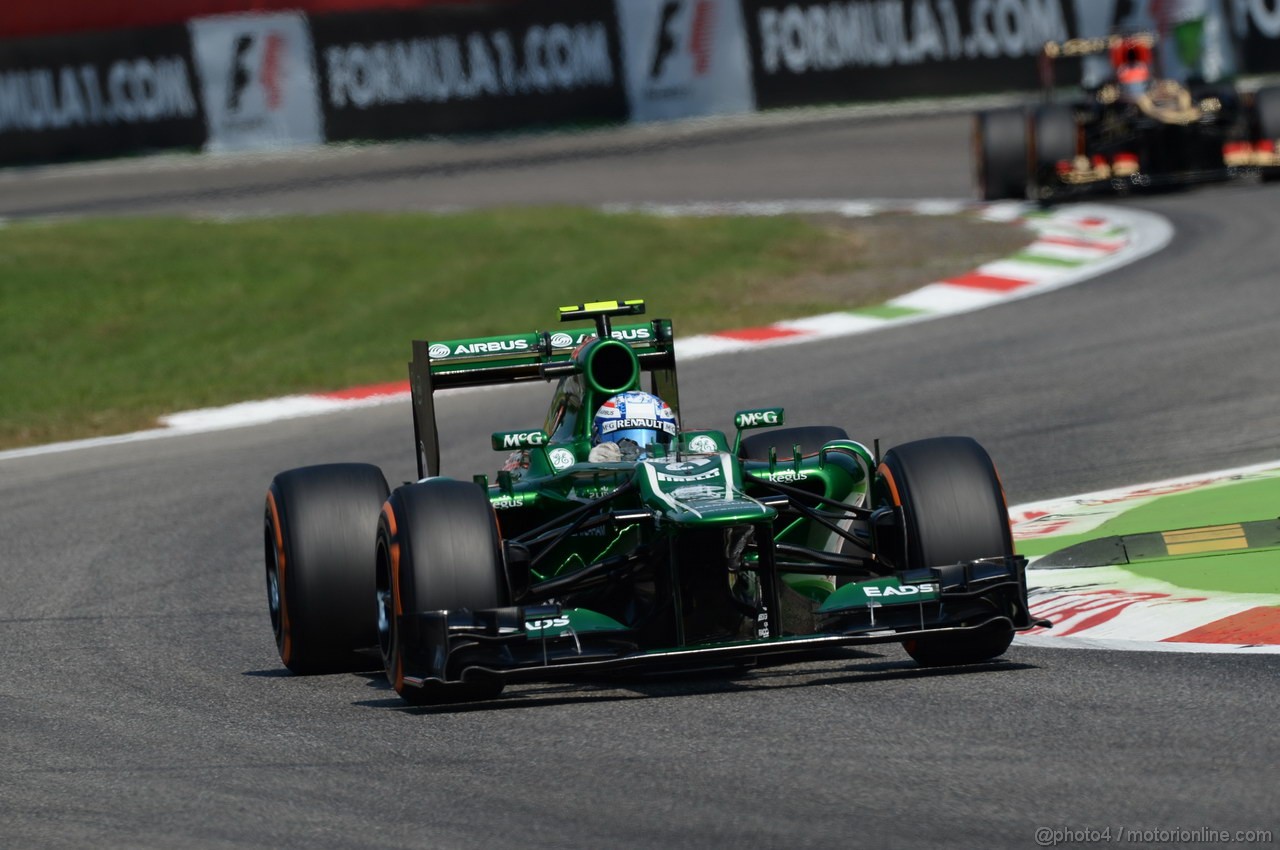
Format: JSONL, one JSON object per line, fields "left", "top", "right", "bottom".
{"left": 1125, "top": 551, "right": 1280, "bottom": 596}
{"left": 3, "top": 209, "right": 1019, "bottom": 449}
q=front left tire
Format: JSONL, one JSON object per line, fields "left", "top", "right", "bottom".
{"left": 376, "top": 478, "right": 510, "bottom": 705}
{"left": 875, "top": 436, "right": 1016, "bottom": 667}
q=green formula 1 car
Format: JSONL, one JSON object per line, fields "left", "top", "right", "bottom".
{"left": 264, "top": 300, "right": 1042, "bottom": 704}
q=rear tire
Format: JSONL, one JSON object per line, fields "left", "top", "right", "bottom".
{"left": 1030, "top": 104, "right": 1076, "bottom": 196}
{"left": 264, "top": 463, "right": 389, "bottom": 674}
{"left": 376, "top": 479, "right": 509, "bottom": 705}
{"left": 1254, "top": 86, "right": 1280, "bottom": 182}
{"left": 739, "top": 425, "right": 848, "bottom": 461}
{"left": 974, "top": 108, "right": 1028, "bottom": 201}
{"left": 875, "top": 437, "right": 1015, "bottom": 667}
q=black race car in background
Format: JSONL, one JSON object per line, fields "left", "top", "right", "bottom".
{"left": 975, "top": 32, "right": 1280, "bottom": 201}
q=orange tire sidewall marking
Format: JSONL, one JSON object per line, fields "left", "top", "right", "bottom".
{"left": 876, "top": 463, "right": 902, "bottom": 507}
{"left": 380, "top": 499, "right": 398, "bottom": 537}
{"left": 992, "top": 464, "right": 1016, "bottom": 548}
{"left": 381, "top": 500, "right": 405, "bottom": 691}
{"left": 266, "top": 489, "right": 292, "bottom": 664}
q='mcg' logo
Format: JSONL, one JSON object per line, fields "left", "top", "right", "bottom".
{"left": 496, "top": 431, "right": 546, "bottom": 449}
{"left": 735, "top": 408, "right": 783, "bottom": 429}
{"left": 492, "top": 430, "right": 548, "bottom": 450}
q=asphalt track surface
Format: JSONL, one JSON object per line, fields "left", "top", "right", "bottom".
{"left": 3, "top": 111, "right": 1279, "bottom": 848}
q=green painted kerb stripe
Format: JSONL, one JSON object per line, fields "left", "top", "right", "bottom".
{"left": 1012, "top": 252, "right": 1087, "bottom": 267}
{"left": 850, "top": 304, "right": 925, "bottom": 319}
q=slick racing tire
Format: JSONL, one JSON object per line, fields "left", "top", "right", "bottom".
{"left": 739, "top": 425, "right": 849, "bottom": 461}
{"left": 1254, "top": 86, "right": 1280, "bottom": 182}
{"left": 875, "top": 437, "right": 1016, "bottom": 667}
{"left": 1030, "top": 104, "right": 1076, "bottom": 196}
{"left": 264, "top": 463, "right": 389, "bottom": 674}
{"left": 974, "top": 108, "right": 1028, "bottom": 201}
{"left": 376, "top": 479, "right": 509, "bottom": 706}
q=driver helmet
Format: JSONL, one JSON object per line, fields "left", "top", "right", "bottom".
{"left": 591, "top": 391, "right": 677, "bottom": 458}
{"left": 1113, "top": 38, "right": 1152, "bottom": 95}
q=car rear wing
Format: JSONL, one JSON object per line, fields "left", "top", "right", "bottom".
{"left": 1038, "top": 32, "right": 1155, "bottom": 90}
{"left": 409, "top": 300, "right": 678, "bottom": 479}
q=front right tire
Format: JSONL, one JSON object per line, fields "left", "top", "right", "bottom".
{"left": 264, "top": 463, "right": 389, "bottom": 674}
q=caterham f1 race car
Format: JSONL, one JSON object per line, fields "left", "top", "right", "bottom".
{"left": 975, "top": 32, "right": 1280, "bottom": 201}
{"left": 263, "top": 300, "right": 1041, "bottom": 704}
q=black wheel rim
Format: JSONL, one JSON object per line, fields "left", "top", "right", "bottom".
{"left": 264, "top": 517, "right": 283, "bottom": 643}
{"left": 375, "top": 538, "right": 394, "bottom": 664}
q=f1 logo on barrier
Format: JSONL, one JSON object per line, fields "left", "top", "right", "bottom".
{"left": 649, "top": 0, "right": 716, "bottom": 79}
{"left": 650, "top": 2, "right": 682, "bottom": 78}
{"left": 189, "top": 12, "right": 324, "bottom": 153}
{"left": 226, "top": 31, "right": 284, "bottom": 114}
{"left": 617, "top": 0, "right": 754, "bottom": 122}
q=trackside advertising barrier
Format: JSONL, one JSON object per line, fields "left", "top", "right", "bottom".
{"left": 3, "top": 0, "right": 1280, "bottom": 166}
{"left": 1, "top": 0, "right": 511, "bottom": 41}
{"left": 741, "top": 0, "right": 1076, "bottom": 108}
{"left": 615, "top": 0, "right": 756, "bottom": 122}
{"left": 1234, "top": 0, "right": 1280, "bottom": 74}
{"left": 736, "top": 0, "right": 1276, "bottom": 110}
{"left": 189, "top": 12, "right": 324, "bottom": 152}
{"left": 0, "top": 26, "right": 205, "bottom": 164}
{"left": 309, "top": 1, "right": 628, "bottom": 141}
